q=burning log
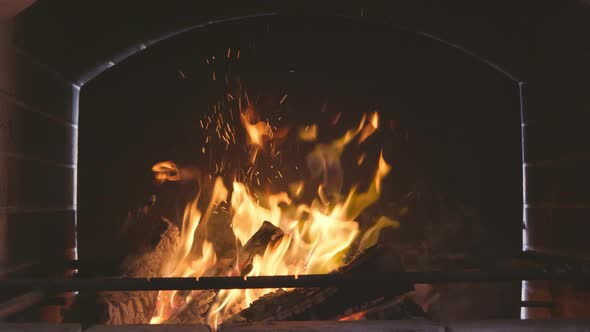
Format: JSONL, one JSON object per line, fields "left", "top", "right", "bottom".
{"left": 198, "top": 220, "right": 284, "bottom": 279}
{"left": 160, "top": 221, "right": 284, "bottom": 324}
{"left": 229, "top": 221, "right": 284, "bottom": 276}
{"left": 228, "top": 245, "right": 414, "bottom": 323}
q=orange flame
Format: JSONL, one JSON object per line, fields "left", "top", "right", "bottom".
{"left": 240, "top": 107, "right": 275, "bottom": 163}
{"left": 149, "top": 87, "right": 394, "bottom": 329}
{"left": 358, "top": 112, "right": 379, "bottom": 144}
{"left": 152, "top": 161, "right": 181, "bottom": 183}
{"left": 338, "top": 310, "right": 368, "bottom": 321}
{"left": 298, "top": 124, "right": 317, "bottom": 142}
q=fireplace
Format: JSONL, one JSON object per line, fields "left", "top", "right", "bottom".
{"left": 2, "top": 1, "right": 590, "bottom": 331}
{"left": 71, "top": 15, "right": 524, "bottom": 328}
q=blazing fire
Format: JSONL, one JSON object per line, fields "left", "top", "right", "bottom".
{"left": 148, "top": 82, "right": 396, "bottom": 329}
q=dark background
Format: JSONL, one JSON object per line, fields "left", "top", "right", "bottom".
{"left": 77, "top": 15, "right": 520, "bottom": 262}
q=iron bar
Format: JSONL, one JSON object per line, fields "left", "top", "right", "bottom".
{"left": 2, "top": 250, "right": 586, "bottom": 278}
{"left": 0, "top": 269, "right": 589, "bottom": 292}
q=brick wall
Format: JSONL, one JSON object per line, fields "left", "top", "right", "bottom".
{"left": 0, "top": 18, "right": 79, "bottom": 321}
{"left": 520, "top": 7, "right": 590, "bottom": 317}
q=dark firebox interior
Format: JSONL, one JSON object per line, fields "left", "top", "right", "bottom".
{"left": 1, "top": 0, "right": 589, "bottom": 328}
{"left": 77, "top": 16, "right": 522, "bottom": 320}
{"left": 79, "top": 15, "right": 521, "bottom": 267}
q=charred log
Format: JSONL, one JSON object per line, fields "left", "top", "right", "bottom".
{"left": 98, "top": 219, "right": 180, "bottom": 324}
{"left": 234, "top": 220, "right": 284, "bottom": 275}
{"left": 65, "top": 219, "right": 180, "bottom": 325}
{"left": 208, "top": 221, "right": 284, "bottom": 277}
{"left": 120, "top": 218, "right": 179, "bottom": 278}
{"left": 338, "top": 293, "right": 425, "bottom": 321}
{"left": 229, "top": 245, "right": 414, "bottom": 322}
{"left": 162, "top": 290, "right": 216, "bottom": 325}
{"left": 161, "top": 221, "right": 283, "bottom": 324}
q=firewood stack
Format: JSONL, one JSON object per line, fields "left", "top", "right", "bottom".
{"left": 66, "top": 210, "right": 420, "bottom": 326}
{"left": 65, "top": 169, "right": 419, "bottom": 327}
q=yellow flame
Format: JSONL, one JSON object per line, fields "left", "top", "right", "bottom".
{"left": 370, "top": 112, "right": 379, "bottom": 128}
{"left": 288, "top": 181, "right": 304, "bottom": 198}
{"left": 358, "top": 216, "right": 400, "bottom": 251}
{"left": 151, "top": 110, "right": 393, "bottom": 329}
{"left": 298, "top": 124, "right": 317, "bottom": 142}
{"left": 240, "top": 108, "right": 275, "bottom": 163}
{"left": 240, "top": 108, "right": 273, "bottom": 146}
{"left": 358, "top": 112, "right": 379, "bottom": 144}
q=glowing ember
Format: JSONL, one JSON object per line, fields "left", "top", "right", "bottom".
{"left": 148, "top": 79, "right": 396, "bottom": 329}
{"left": 338, "top": 310, "right": 368, "bottom": 321}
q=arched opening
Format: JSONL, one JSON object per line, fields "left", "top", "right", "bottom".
{"left": 75, "top": 14, "right": 523, "bottom": 326}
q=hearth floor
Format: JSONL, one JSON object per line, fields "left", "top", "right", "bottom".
{"left": 1, "top": 320, "right": 590, "bottom": 332}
